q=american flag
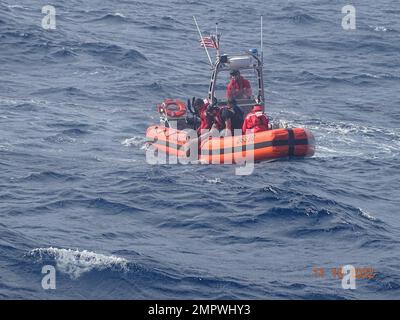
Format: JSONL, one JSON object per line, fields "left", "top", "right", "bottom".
{"left": 199, "top": 36, "right": 219, "bottom": 49}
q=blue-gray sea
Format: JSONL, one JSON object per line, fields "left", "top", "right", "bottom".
{"left": 0, "top": 0, "right": 399, "bottom": 299}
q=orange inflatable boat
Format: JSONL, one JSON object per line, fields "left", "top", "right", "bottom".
{"left": 145, "top": 39, "right": 315, "bottom": 163}
{"left": 146, "top": 123, "right": 315, "bottom": 164}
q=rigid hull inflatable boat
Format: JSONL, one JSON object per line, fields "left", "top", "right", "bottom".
{"left": 146, "top": 124, "right": 314, "bottom": 163}
{"left": 146, "top": 19, "right": 315, "bottom": 164}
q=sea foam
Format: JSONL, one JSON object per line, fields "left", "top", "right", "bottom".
{"left": 28, "top": 247, "right": 129, "bottom": 279}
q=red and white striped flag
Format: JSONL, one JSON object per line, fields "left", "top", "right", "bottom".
{"left": 199, "top": 36, "right": 218, "bottom": 49}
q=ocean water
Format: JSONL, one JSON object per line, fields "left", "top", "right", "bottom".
{"left": 0, "top": 0, "right": 399, "bottom": 299}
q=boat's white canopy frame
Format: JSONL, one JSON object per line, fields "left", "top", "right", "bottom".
{"left": 207, "top": 52, "right": 265, "bottom": 111}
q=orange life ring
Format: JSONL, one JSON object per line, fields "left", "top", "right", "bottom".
{"left": 157, "top": 99, "right": 186, "bottom": 118}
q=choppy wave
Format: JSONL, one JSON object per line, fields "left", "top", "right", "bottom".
{"left": 274, "top": 12, "right": 322, "bottom": 25}
{"left": 293, "top": 70, "right": 400, "bottom": 87}
{"left": 88, "top": 13, "right": 128, "bottom": 23}
{"left": 27, "top": 247, "right": 129, "bottom": 279}
{"left": 121, "top": 136, "right": 148, "bottom": 148}
{"left": 368, "top": 25, "right": 397, "bottom": 33}
{"left": 205, "top": 177, "right": 222, "bottom": 184}
{"left": 16, "top": 171, "right": 77, "bottom": 182}
{"left": 50, "top": 47, "right": 78, "bottom": 59}
{"left": 279, "top": 116, "right": 400, "bottom": 158}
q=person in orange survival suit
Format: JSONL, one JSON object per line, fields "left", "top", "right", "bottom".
{"left": 242, "top": 104, "right": 270, "bottom": 134}
{"left": 226, "top": 70, "right": 252, "bottom": 100}
{"left": 193, "top": 98, "right": 223, "bottom": 135}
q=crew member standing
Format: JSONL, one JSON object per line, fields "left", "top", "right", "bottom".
{"left": 226, "top": 70, "right": 252, "bottom": 100}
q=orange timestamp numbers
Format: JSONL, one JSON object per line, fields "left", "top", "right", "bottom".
{"left": 312, "top": 267, "right": 375, "bottom": 279}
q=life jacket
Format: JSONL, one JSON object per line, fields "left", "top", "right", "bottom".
{"left": 242, "top": 105, "right": 269, "bottom": 134}
{"left": 197, "top": 102, "right": 223, "bottom": 134}
{"left": 226, "top": 76, "right": 252, "bottom": 100}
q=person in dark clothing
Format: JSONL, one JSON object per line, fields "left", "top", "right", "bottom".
{"left": 220, "top": 99, "right": 244, "bottom": 136}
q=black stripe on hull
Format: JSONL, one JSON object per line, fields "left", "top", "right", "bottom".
{"left": 202, "top": 138, "right": 309, "bottom": 156}
{"left": 287, "top": 128, "right": 295, "bottom": 157}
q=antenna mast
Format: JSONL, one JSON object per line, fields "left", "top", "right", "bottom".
{"left": 215, "top": 22, "right": 220, "bottom": 57}
{"left": 260, "top": 16, "right": 263, "bottom": 64}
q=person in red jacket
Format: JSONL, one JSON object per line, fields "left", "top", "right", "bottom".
{"left": 193, "top": 98, "right": 222, "bottom": 135}
{"left": 183, "top": 99, "right": 222, "bottom": 155}
{"left": 242, "top": 104, "right": 270, "bottom": 134}
{"left": 226, "top": 70, "right": 252, "bottom": 100}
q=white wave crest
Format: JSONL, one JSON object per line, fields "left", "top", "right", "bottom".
{"left": 28, "top": 247, "right": 129, "bottom": 279}
{"left": 358, "top": 208, "right": 378, "bottom": 221}
{"left": 7, "top": 5, "right": 26, "bottom": 9}
{"left": 371, "top": 26, "right": 388, "bottom": 32}
{"left": 0, "top": 142, "right": 12, "bottom": 151}
{"left": 121, "top": 136, "right": 147, "bottom": 148}
{"left": 0, "top": 97, "right": 48, "bottom": 106}
{"left": 113, "top": 13, "right": 126, "bottom": 18}
{"left": 206, "top": 177, "right": 222, "bottom": 184}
